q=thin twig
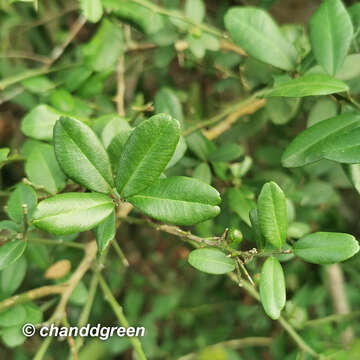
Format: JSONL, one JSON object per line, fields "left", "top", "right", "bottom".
{"left": 98, "top": 274, "right": 147, "bottom": 360}
{"left": 114, "top": 54, "right": 126, "bottom": 116}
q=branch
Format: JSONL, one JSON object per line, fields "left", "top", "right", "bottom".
{"left": 0, "top": 285, "right": 65, "bottom": 313}
{"left": 114, "top": 54, "right": 126, "bottom": 116}
{"left": 98, "top": 274, "right": 147, "bottom": 360}
{"left": 47, "top": 241, "right": 97, "bottom": 324}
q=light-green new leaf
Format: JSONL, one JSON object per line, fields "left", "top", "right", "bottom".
{"left": 282, "top": 113, "right": 360, "bottom": 167}
{"left": 266, "top": 74, "right": 349, "bottom": 97}
{"left": 293, "top": 232, "right": 359, "bottom": 264}
{"left": 258, "top": 182, "right": 287, "bottom": 249}
{"left": 224, "top": 7, "right": 296, "bottom": 71}
{"left": 188, "top": 248, "right": 235, "bottom": 275}
{"left": 54, "top": 117, "right": 114, "bottom": 194}
{"left": 33, "top": 193, "right": 114, "bottom": 235}
{"left": 80, "top": 0, "right": 103, "bottom": 23}
{"left": 309, "top": 0, "right": 353, "bottom": 76}
{"left": 128, "top": 176, "right": 221, "bottom": 226}
{"left": 116, "top": 114, "right": 180, "bottom": 198}
{"left": 259, "top": 257, "right": 286, "bottom": 320}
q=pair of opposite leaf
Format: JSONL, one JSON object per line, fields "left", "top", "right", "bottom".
{"left": 33, "top": 114, "right": 221, "bottom": 235}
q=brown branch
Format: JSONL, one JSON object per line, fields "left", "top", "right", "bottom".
{"left": 48, "top": 241, "right": 97, "bottom": 324}
{"left": 114, "top": 54, "right": 126, "bottom": 116}
{"left": 326, "top": 264, "right": 354, "bottom": 345}
{"left": 0, "top": 285, "right": 65, "bottom": 313}
{"left": 203, "top": 98, "right": 266, "bottom": 140}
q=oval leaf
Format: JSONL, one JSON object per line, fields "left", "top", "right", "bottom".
{"left": 0, "top": 240, "right": 26, "bottom": 271}
{"left": 95, "top": 209, "right": 116, "bottom": 254}
{"left": 54, "top": 117, "right": 114, "bottom": 194}
{"left": 33, "top": 193, "right": 114, "bottom": 235}
{"left": 259, "top": 257, "right": 286, "bottom": 320}
{"left": 266, "top": 74, "right": 349, "bottom": 97}
{"left": 25, "top": 142, "right": 66, "bottom": 194}
{"left": 282, "top": 113, "right": 360, "bottom": 167}
{"left": 80, "top": 0, "right": 103, "bottom": 23}
{"left": 293, "top": 232, "right": 359, "bottom": 264}
{"left": 154, "top": 87, "right": 184, "bottom": 125}
{"left": 258, "top": 182, "right": 287, "bottom": 249}
{"left": 224, "top": 7, "right": 296, "bottom": 71}
{"left": 116, "top": 114, "right": 180, "bottom": 198}
{"left": 309, "top": 0, "right": 353, "bottom": 76}
{"left": 128, "top": 176, "right": 221, "bottom": 226}
{"left": 188, "top": 248, "right": 235, "bottom": 275}
{"left": 21, "top": 104, "right": 60, "bottom": 141}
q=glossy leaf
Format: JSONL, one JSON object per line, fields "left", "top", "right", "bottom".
{"left": 25, "top": 142, "right": 66, "bottom": 194}
{"left": 107, "top": 130, "right": 132, "bottom": 169}
{"left": 21, "top": 104, "right": 60, "bottom": 141}
{"left": 80, "top": 0, "right": 103, "bottom": 22}
{"left": 225, "top": 7, "right": 296, "bottom": 70}
{"left": 6, "top": 183, "right": 37, "bottom": 224}
{"left": 258, "top": 182, "right": 287, "bottom": 249}
{"left": 0, "top": 240, "right": 27, "bottom": 271}
{"left": 33, "top": 193, "right": 114, "bottom": 235}
{"left": 54, "top": 117, "right": 114, "bottom": 194}
{"left": 128, "top": 176, "right": 221, "bottom": 226}
{"left": 266, "top": 74, "right": 349, "bottom": 97}
{"left": 282, "top": 113, "right": 360, "bottom": 167}
{"left": 116, "top": 114, "right": 180, "bottom": 198}
{"left": 101, "top": 116, "right": 131, "bottom": 148}
{"left": 188, "top": 248, "right": 235, "bottom": 275}
{"left": 83, "top": 19, "right": 124, "bottom": 71}
{"left": 309, "top": 0, "right": 353, "bottom": 75}
{"left": 95, "top": 209, "right": 116, "bottom": 254}
{"left": 293, "top": 232, "right": 359, "bottom": 264}
{"left": 259, "top": 257, "right": 286, "bottom": 319}
{"left": 343, "top": 164, "right": 360, "bottom": 194}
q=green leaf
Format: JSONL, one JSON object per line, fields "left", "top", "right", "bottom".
{"left": 266, "top": 97, "right": 300, "bottom": 125}
{"left": 80, "top": 0, "right": 103, "bottom": 22}
{"left": 282, "top": 113, "right": 360, "bottom": 167}
{"left": 224, "top": 7, "right": 296, "bottom": 70}
{"left": 25, "top": 142, "right": 66, "bottom": 194}
{"left": 101, "top": 116, "right": 131, "bottom": 148}
{"left": 107, "top": 130, "right": 132, "bottom": 170}
{"left": 22, "top": 76, "right": 54, "bottom": 94}
{"left": 293, "top": 232, "right": 359, "bottom": 264}
{"left": 188, "top": 248, "right": 235, "bottom": 274}
{"left": 309, "top": 0, "right": 353, "bottom": 75}
{"left": 259, "top": 257, "right": 286, "bottom": 319}
{"left": 154, "top": 87, "right": 184, "bottom": 125}
{"left": 1, "top": 326, "right": 26, "bottom": 348}
{"left": 209, "top": 144, "right": 244, "bottom": 162}
{"left": 0, "top": 304, "right": 26, "bottom": 327}
{"left": 54, "top": 117, "right": 114, "bottom": 194}
{"left": 83, "top": 18, "right": 124, "bottom": 72}
{"left": 343, "top": 164, "right": 360, "bottom": 195}
{"left": 187, "top": 131, "right": 216, "bottom": 161}
{"left": 33, "top": 193, "right": 114, "bottom": 235}
{"left": 258, "top": 182, "right": 287, "bottom": 249}
{"left": 307, "top": 98, "right": 337, "bottom": 127}
{"left": 249, "top": 208, "right": 265, "bottom": 250}
{"left": 185, "top": 0, "right": 205, "bottom": 23}
{"left": 6, "top": 183, "right": 37, "bottom": 223}
{"left": 0, "top": 256, "right": 27, "bottom": 295}
{"left": 193, "top": 163, "right": 212, "bottom": 184}
{"left": 227, "top": 188, "right": 255, "bottom": 226}
{"left": 21, "top": 104, "right": 61, "bottom": 141}
{"left": 321, "top": 127, "right": 360, "bottom": 164}
{"left": 166, "top": 136, "right": 187, "bottom": 169}
{"left": 95, "top": 209, "right": 116, "bottom": 254}
{"left": 266, "top": 74, "right": 349, "bottom": 97}
{"left": 0, "top": 240, "right": 26, "bottom": 271}
{"left": 116, "top": 114, "right": 180, "bottom": 198}
{"left": 128, "top": 176, "right": 221, "bottom": 226}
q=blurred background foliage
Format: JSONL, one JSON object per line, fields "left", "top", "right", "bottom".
{"left": 0, "top": 0, "right": 360, "bottom": 359}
